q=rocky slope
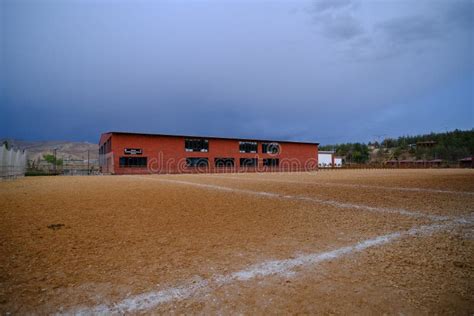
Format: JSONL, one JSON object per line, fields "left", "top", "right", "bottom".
{"left": 0, "top": 139, "right": 99, "bottom": 162}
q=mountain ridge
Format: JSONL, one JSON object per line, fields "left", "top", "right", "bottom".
{"left": 1, "top": 139, "right": 99, "bottom": 162}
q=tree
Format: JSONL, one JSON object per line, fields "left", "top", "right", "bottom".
{"left": 319, "top": 129, "right": 473, "bottom": 164}
{"left": 393, "top": 147, "right": 402, "bottom": 159}
{"left": 43, "top": 154, "right": 63, "bottom": 166}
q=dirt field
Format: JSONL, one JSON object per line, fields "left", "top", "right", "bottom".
{"left": 1, "top": 169, "right": 473, "bottom": 314}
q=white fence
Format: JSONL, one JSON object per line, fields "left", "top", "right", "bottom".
{"left": 0, "top": 144, "right": 27, "bottom": 178}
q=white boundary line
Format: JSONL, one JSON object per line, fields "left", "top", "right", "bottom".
{"left": 130, "top": 176, "right": 450, "bottom": 221}
{"left": 70, "top": 220, "right": 469, "bottom": 314}
{"left": 202, "top": 174, "right": 474, "bottom": 196}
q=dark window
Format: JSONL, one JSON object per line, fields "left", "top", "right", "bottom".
{"left": 119, "top": 157, "right": 148, "bottom": 168}
{"left": 186, "top": 157, "right": 209, "bottom": 167}
{"left": 239, "top": 141, "right": 257, "bottom": 153}
{"left": 103, "top": 139, "right": 112, "bottom": 153}
{"left": 185, "top": 139, "right": 209, "bottom": 152}
{"left": 262, "top": 143, "right": 280, "bottom": 154}
{"left": 263, "top": 158, "right": 279, "bottom": 167}
{"left": 240, "top": 158, "right": 257, "bottom": 167}
{"left": 215, "top": 158, "right": 235, "bottom": 167}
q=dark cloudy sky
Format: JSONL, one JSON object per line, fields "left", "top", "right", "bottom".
{"left": 1, "top": 0, "right": 473, "bottom": 144}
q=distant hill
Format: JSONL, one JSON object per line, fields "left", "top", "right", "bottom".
{"left": 0, "top": 139, "right": 98, "bottom": 162}
{"left": 320, "top": 129, "right": 474, "bottom": 164}
{"left": 374, "top": 129, "right": 474, "bottom": 163}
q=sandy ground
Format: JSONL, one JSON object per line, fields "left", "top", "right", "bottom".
{"left": 0, "top": 169, "right": 473, "bottom": 314}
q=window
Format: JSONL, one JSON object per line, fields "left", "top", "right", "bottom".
{"left": 119, "top": 157, "right": 147, "bottom": 168}
{"left": 240, "top": 158, "right": 257, "bottom": 167}
{"left": 262, "top": 143, "right": 280, "bottom": 154}
{"left": 239, "top": 141, "right": 257, "bottom": 153}
{"left": 263, "top": 158, "right": 279, "bottom": 167}
{"left": 215, "top": 158, "right": 235, "bottom": 168}
{"left": 103, "top": 139, "right": 111, "bottom": 153}
{"left": 100, "top": 139, "right": 112, "bottom": 154}
{"left": 186, "top": 157, "right": 209, "bottom": 167}
{"left": 185, "top": 139, "right": 209, "bottom": 152}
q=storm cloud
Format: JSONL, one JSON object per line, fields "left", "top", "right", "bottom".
{"left": 1, "top": 0, "right": 472, "bottom": 144}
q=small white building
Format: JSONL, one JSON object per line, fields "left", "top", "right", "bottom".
{"left": 0, "top": 143, "right": 27, "bottom": 178}
{"left": 318, "top": 150, "right": 343, "bottom": 168}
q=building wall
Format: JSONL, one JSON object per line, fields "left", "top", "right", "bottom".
{"left": 99, "top": 133, "right": 318, "bottom": 174}
{"left": 318, "top": 153, "right": 333, "bottom": 167}
{"left": 0, "top": 144, "right": 27, "bottom": 178}
{"left": 459, "top": 157, "right": 473, "bottom": 168}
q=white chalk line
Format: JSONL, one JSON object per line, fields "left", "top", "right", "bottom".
{"left": 201, "top": 174, "right": 474, "bottom": 196}
{"left": 130, "top": 176, "right": 450, "bottom": 221}
{"left": 70, "top": 219, "right": 471, "bottom": 314}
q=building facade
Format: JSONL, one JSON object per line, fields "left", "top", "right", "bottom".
{"left": 99, "top": 132, "right": 319, "bottom": 174}
{"left": 0, "top": 143, "right": 27, "bottom": 178}
{"left": 459, "top": 157, "right": 473, "bottom": 168}
{"left": 318, "top": 150, "right": 342, "bottom": 168}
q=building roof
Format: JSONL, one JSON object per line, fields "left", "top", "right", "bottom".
{"left": 101, "top": 131, "right": 319, "bottom": 145}
{"left": 318, "top": 150, "right": 335, "bottom": 154}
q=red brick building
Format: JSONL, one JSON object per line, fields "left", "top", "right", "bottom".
{"left": 99, "top": 132, "right": 319, "bottom": 174}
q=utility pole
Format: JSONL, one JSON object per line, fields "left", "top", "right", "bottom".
{"left": 53, "top": 148, "right": 57, "bottom": 173}
{"left": 87, "top": 150, "right": 90, "bottom": 175}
